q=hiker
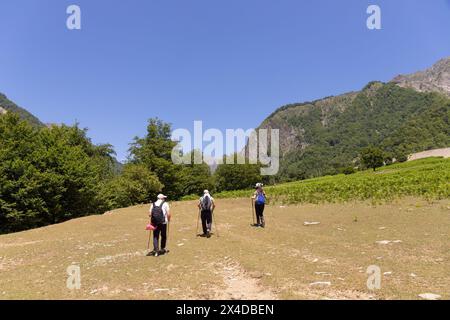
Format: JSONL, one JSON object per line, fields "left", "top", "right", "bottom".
{"left": 198, "top": 190, "right": 215, "bottom": 238}
{"left": 148, "top": 194, "right": 171, "bottom": 256}
{"left": 252, "top": 183, "right": 266, "bottom": 227}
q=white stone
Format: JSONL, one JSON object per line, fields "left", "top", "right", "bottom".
{"left": 309, "top": 281, "right": 331, "bottom": 287}
{"left": 418, "top": 293, "right": 441, "bottom": 300}
{"left": 304, "top": 221, "right": 321, "bottom": 226}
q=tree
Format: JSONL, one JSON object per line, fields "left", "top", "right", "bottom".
{"left": 360, "top": 147, "right": 385, "bottom": 171}
{"left": 214, "top": 154, "right": 263, "bottom": 192}
{"left": 0, "top": 113, "right": 117, "bottom": 233}
{"left": 128, "top": 118, "right": 183, "bottom": 199}
{"left": 179, "top": 150, "right": 215, "bottom": 196}
{"left": 99, "top": 164, "right": 163, "bottom": 209}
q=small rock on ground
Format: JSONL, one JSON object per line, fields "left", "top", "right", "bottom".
{"left": 304, "top": 221, "right": 320, "bottom": 226}
{"left": 418, "top": 293, "right": 441, "bottom": 300}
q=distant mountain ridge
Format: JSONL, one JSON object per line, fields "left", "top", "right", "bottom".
{"left": 0, "top": 92, "right": 124, "bottom": 171}
{"left": 0, "top": 93, "right": 43, "bottom": 127}
{"left": 392, "top": 57, "right": 450, "bottom": 97}
{"left": 251, "top": 57, "right": 450, "bottom": 181}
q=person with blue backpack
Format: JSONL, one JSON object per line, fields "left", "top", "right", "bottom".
{"left": 252, "top": 183, "right": 266, "bottom": 228}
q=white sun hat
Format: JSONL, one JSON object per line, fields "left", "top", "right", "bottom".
{"left": 157, "top": 194, "right": 168, "bottom": 199}
{"left": 203, "top": 190, "right": 210, "bottom": 194}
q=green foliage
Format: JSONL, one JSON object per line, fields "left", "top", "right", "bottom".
{"left": 360, "top": 147, "right": 385, "bottom": 171}
{"left": 129, "top": 118, "right": 183, "bottom": 199}
{"left": 341, "top": 166, "right": 356, "bottom": 175}
{"left": 215, "top": 158, "right": 450, "bottom": 204}
{"left": 0, "top": 113, "right": 115, "bottom": 233}
{"left": 2, "top": 81, "right": 449, "bottom": 233}
{"left": 129, "top": 119, "right": 215, "bottom": 200}
{"left": 99, "top": 164, "right": 163, "bottom": 209}
{"left": 274, "top": 83, "right": 450, "bottom": 180}
{"left": 179, "top": 150, "right": 215, "bottom": 196}
{"left": 214, "top": 154, "right": 264, "bottom": 192}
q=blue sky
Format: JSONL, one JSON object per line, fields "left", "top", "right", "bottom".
{"left": 0, "top": 0, "right": 449, "bottom": 161}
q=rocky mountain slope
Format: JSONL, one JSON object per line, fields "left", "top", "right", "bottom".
{"left": 253, "top": 58, "right": 450, "bottom": 181}
{"left": 392, "top": 57, "right": 450, "bottom": 97}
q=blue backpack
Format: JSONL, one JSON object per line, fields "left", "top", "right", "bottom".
{"left": 255, "top": 192, "right": 266, "bottom": 205}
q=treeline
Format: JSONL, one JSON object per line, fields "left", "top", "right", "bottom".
{"left": 277, "top": 83, "right": 450, "bottom": 181}
{"left": 0, "top": 115, "right": 263, "bottom": 234}
{"left": 0, "top": 114, "right": 114, "bottom": 233}
{"left": 3, "top": 82, "right": 449, "bottom": 233}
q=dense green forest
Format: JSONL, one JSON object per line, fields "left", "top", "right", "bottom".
{"left": 264, "top": 82, "right": 450, "bottom": 181}
{"left": 0, "top": 113, "right": 114, "bottom": 233}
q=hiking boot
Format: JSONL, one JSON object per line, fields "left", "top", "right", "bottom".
{"left": 159, "top": 249, "right": 167, "bottom": 255}
{"left": 206, "top": 231, "right": 211, "bottom": 238}
{"left": 147, "top": 250, "right": 157, "bottom": 257}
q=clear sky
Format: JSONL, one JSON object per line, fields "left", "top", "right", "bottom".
{"left": 0, "top": 0, "right": 449, "bottom": 161}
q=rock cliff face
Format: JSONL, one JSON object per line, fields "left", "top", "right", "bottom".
{"left": 391, "top": 57, "right": 450, "bottom": 97}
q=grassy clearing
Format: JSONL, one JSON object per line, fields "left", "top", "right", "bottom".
{"left": 216, "top": 158, "right": 450, "bottom": 204}
{"left": 0, "top": 197, "right": 449, "bottom": 300}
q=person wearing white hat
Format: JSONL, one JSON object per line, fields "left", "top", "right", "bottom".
{"left": 148, "top": 194, "right": 171, "bottom": 256}
{"left": 198, "top": 190, "right": 215, "bottom": 238}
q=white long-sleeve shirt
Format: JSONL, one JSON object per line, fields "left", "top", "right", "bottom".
{"left": 149, "top": 200, "right": 170, "bottom": 224}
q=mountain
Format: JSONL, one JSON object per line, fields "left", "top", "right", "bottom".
{"left": 252, "top": 58, "right": 450, "bottom": 181}
{"left": 0, "top": 91, "right": 124, "bottom": 172}
{"left": 392, "top": 57, "right": 450, "bottom": 97}
{"left": 0, "top": 92, "right": 43, "bottom": 127}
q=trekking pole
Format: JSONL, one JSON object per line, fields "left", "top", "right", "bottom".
{"left": 167, "top": 221, "right": 170, "bottom": 250}
{"left": 196, "top": 208, "right": 200, "bottom": 236}
{"left": 147, "top": 224, "right": 152, "bottom": 251}
{"left": 212, "top": 209, "right": 219, "bottom": 237}
{"left": 251, "top": 199, "right": 255, "bottom": 225}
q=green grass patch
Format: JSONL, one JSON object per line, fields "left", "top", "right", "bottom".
{"left": 215, "top": 157, "right": 450, "bottom": 204}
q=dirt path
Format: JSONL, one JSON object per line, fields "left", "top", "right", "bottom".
{"left": 212, "top": 257, "right": 277, "bottom": 300}
{"left": 408, "top": 148, "right": 450, "bottom": 160}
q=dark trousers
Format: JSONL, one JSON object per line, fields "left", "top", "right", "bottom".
{"left": 153, "top": 223, "right": 167, "bottom": 251}
{"left": 201, "top": 210, "right": 212, "bottom": 234}
{"left": 255, "top": 203, "right": 265, "bottom": 224}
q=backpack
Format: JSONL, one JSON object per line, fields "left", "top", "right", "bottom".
{"left": 255, "top": 192, "right": 266, "bottom": 205}
{"left": 201, "top": 195, "right": 212, "bottom": 211}
{"left": 151, "top": 201, "right": 166, "bottom": 225}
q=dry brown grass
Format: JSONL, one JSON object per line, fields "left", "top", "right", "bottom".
{"left": 0, "top": 198, "right": 449, "bottom": 300}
